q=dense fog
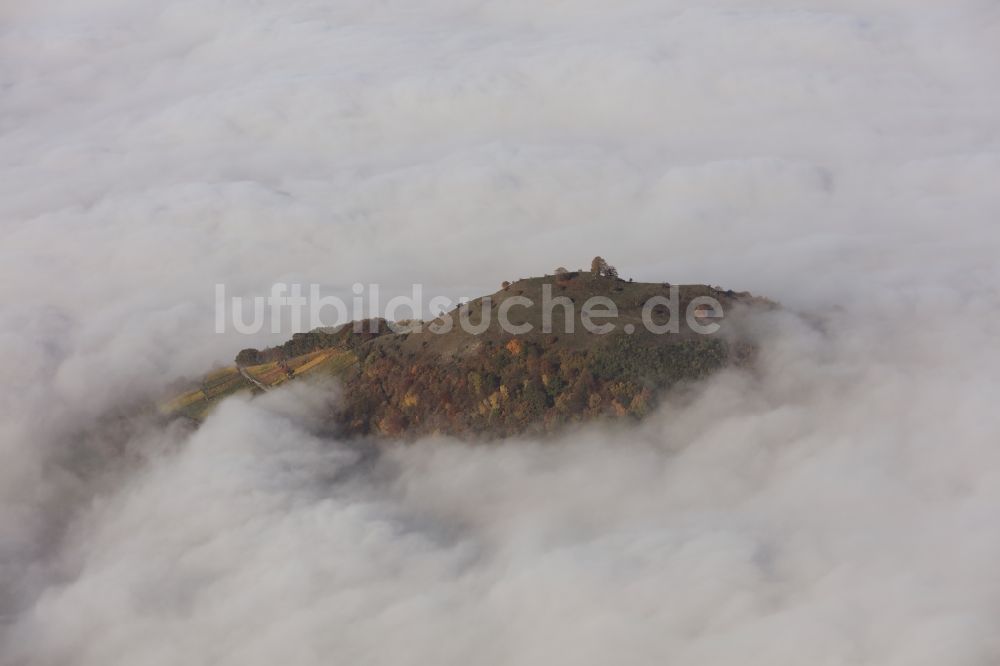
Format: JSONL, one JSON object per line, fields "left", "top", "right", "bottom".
{"left": 2, "top": 1, "right": 999, "bottom": 664}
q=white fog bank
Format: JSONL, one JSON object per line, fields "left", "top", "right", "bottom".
{"left": 2, "top": 1, "right": 1000, "bottom": 664}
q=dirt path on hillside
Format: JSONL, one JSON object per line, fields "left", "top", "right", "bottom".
{"left": 238, "top": 366, "right": 270, "bottom": 392}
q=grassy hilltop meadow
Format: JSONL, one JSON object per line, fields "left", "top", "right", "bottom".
{"left": 164, "top": 262, "right": 770, "bottom": 438}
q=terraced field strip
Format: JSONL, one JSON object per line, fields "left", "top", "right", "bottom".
{"left": 292, "top": 349, "right": 336, "bottom": 375}
{"left": 161, "top": 388, "right": 206, "bottom": 413}
{"left": 162, "top": 347, "right": 360, "bottom": 422}
{"left": 299, "top": 348, "right": 358, "bottom": 378}
{"left": 161, "top": 366, "right": 256, "bottom": 420}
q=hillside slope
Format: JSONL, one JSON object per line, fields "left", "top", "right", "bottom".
{"left": 164, "top": 271, "right": 768, "bottom": 438}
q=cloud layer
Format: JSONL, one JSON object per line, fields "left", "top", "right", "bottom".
{"left": 2, "top": 1, "right": 1000, "bottom": 664}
